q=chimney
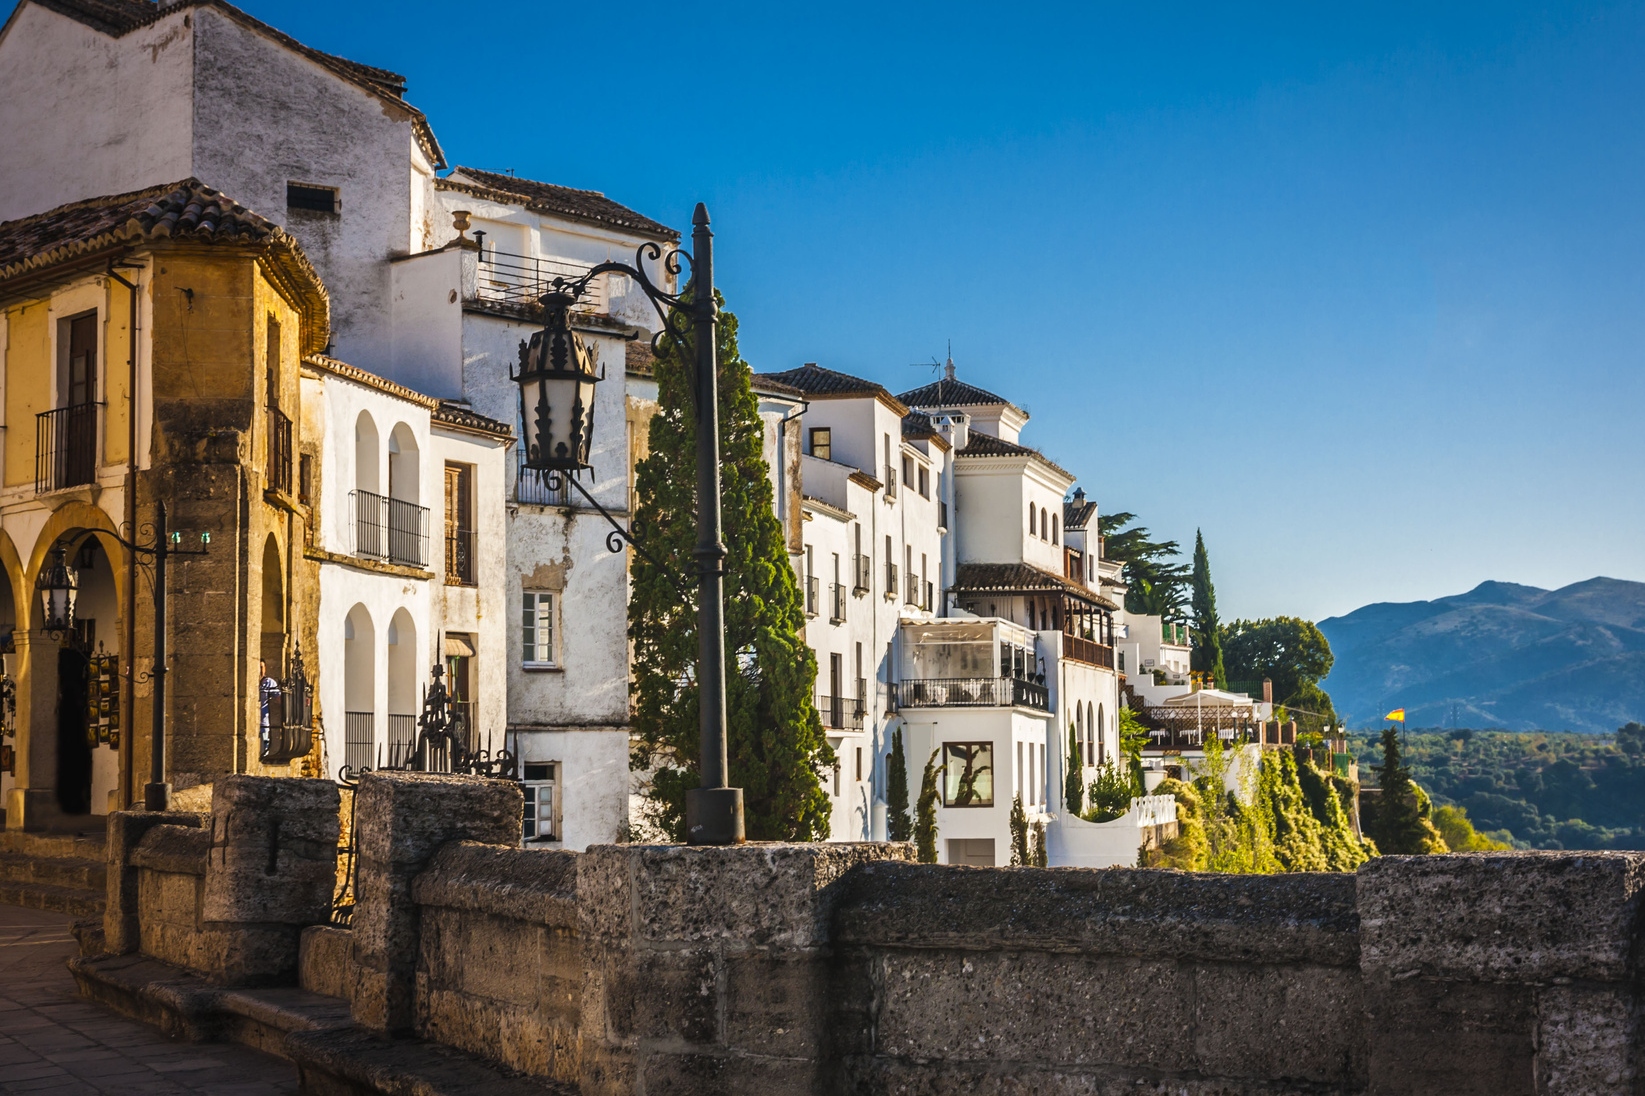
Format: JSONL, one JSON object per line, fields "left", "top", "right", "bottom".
{"left": 938, "top": 411, "right": 969, "bottom": 452}
{"left": 1262, "top": 678, "right": 1273, "bottom": 705}
{"left": 1073, "top": 487, "right": 1085, "bottom": 503}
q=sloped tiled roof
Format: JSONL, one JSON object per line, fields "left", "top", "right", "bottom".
{"left": 954, "top": 562, "right": 1117, "bottom": 609}
{"left": 955, "top": 431, "right": 1073, "bottom": 480}
{"left": 755, "top": 364, "right": 907, "bottom": 412}
{"left": 900, "top": 409, "right": 950, "bottom": 449}
{"left": 898, "top": 375, "right": 1015, "bottom": 409}
{"left": 442, "top": 167, "right": 677, "bottom": 241}
{"left": 434, "top": 402, "right": 513, "bottom": 441}
{"left": 17, "top": 0, "right": 445, "bottom": 167}
{"left": 1064, "top": 494, "right": 1098, "bottom": 531}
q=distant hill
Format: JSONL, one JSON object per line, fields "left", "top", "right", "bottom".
{"left": 1318, "top": 577, "right": 1645, "bottom": 733}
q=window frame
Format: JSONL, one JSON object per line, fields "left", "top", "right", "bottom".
{"left": 809, "top": 427, "right": 832, "bottom": 461}
{"left": 521, "top": 589, "right": 558, "bottom": 668}
{"left": 941, "top": 741, "right": 995, "bottom": 808}
{"left": 522, "top": 761, "right": 560, "bottom": 841}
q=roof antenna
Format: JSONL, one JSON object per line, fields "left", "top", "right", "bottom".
{"left": 944, "top": 339, "right": 955, "bottom": 381}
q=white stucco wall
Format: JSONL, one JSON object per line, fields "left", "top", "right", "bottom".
{"left": 390, "top": 248, "right": 465, "bottom": 399}
{"left": 0, "top": 4, "right": 195, "bottom": 221}
{"left": 898, "top": 706, "right": 1054, "bottom": 865}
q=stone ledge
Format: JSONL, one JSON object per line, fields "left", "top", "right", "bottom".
{"left": 411, "top": 841, "right": 578, "bottom": 927}
{"left": 130, "top": 824, "right": 211, "bottom": 875}
{"left": 1358, "top": 852, "right": 1645, "bottom": 983}
{"left": 833, "top": 863, "right": 1361, "bottom": 967}
{"left": 286, "top": 1027, "right": 575, "bottom": 1095}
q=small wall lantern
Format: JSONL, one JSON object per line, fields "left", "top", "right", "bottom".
{"left": 35, "top": 547, "right": 77, "bottom": 636}
{"left": 513, "top": 289, "right": 601, "bottom": 472}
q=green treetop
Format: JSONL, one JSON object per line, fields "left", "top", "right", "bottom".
{"left": 628, "top": 293, "right": 834, "bottom": 841}
{"left": 886, "top": 728, "right": 912, "bottom": 842}
{"left": 1368, "top": 727, "right": 1448, "bottom": 854}
{"left": 1189, "top": 530, "right": 1226, "bottom": 689}
{"left": 1064, "top": 723, "right": 1085, "bottom": 816}
{"left": 1098, "top": 512, "right": 1190, "bottom": 619}
{"left": 1220, "top": 617, "right": 1338, "bottom": 730}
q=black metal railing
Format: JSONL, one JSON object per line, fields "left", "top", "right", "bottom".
{"left": 885, "top": 562, "right": 898, "bottom": 601}
{"left": 445, "top": 525, "right": 474, "bottom": 586}
{"left": 386, "top": 714, "right": 418, "bottom": 768}
{"left": 805, "top": 575, "right": 820, "bottom": 617}
{"left": 474, "top": 250, "right": 605, "bottom": 312}
{"left": 885, "top": 468, "right": 897, "bottom": 500}
{"left": 516, "top": 462, "right": 574, "bottom": 506}
{"left": 818, "top": 694, "right": 865, "bottom": 730}
{"left": 344, "top": 711, "right": 375, "bottom": 773}
{"left": 905, "top": 573, "right": 921, "bottom": 607}
{"left": 268, "top": 407, "right": 293, "bottom": 495}
{"left": 892, "top": 677, "right": 1050, "bottom": 712}
{"left": 830, "top": 582, "right": 846, "bottom": 623}
{"left": 351, "top": 489, "right": 429, "bottom": 567}
{"left": 853, "top": 553, "right": 871, "bottom": 595}
{"left": 35, "top": 404, "right": 99, "bottom": 493}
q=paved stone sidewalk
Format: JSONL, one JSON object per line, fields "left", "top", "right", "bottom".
{"left": 0, "top": 904, "right": 299, "bottom": 1095}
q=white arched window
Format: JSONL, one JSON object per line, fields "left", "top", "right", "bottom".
{"left": 1052, "top": 515, "right": 1059, "bottom": 545}
{"left": 1028, "top": 503, "right": 1036, "bottom": 536}
{"left": 343, "top": 604, "right": 376, "bottom": 773}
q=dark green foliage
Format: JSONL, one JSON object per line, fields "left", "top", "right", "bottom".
{"left": 1030, "top": 819, "right": 1047, "bottom": 867}
{"left": 1432, "top": 804, "right": 1510, "bottom": 851}
{"left": 915, "top": 749, "right": 940, "bottom": 863}
{"left": 1294, "top": 752, "right": 1371, "bottom": 870}
{"left": 1064, "top": 723, "right": 1084, "bottom": 816}
{"left": 1083, "top": 761, "right": 1138, "bottom": 822}
{"left": 1140, "top": 777, "right": 1209, "bottom": 870}
{"left": 629, "top": 295, "right": 833, "bottom": 841}
{"left": 1220, "top": 617, "right": 1338, "bottom": 730}
{"left": 1350, "top": 725, "right": 1645, "bottom": 849}
{"left": 1260, "top": 750, "right": 1328, "bottom": 871}
{"left": 886, "top": 728, "right": 911, "bottom": 842}
{"left": 1009, "top": 793, "right": 1028, "bottom": 865}
{"left": 1189, "top": 530, "right": 1226, "bottom": 688}
{"left": 1098, "top": 512, "right": 1190, "bottom": 619}
{"left": 1366, "top": 728, "right": 1447, "bottom": 854}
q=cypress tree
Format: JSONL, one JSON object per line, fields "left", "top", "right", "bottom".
{"left": 886, "top": 728, "right": 912, "bottom": 841}
{"left": 1064, "top": 722, "right": 1085, "bottom": 816}
{"left": 915, "top": 749, "right": 940, "bottom": 863}
{"left": 1031, "top": 819, "right": 1048, "bottom": 867}
{"left": 1009, "top": 793, "right": 1029, "bottom": 865}
{"left": 629, "top": 294, "right": 833, "bottom": 841}
{"left": 1189, "top": 530, "right": 1227, "bottom": 689}
{"left": 1370, "top": 727, "right": 1447, "bottom": 854}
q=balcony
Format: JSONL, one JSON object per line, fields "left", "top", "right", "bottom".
{"left": 829, "top": 582, "right": 846, "bottom": 623}
{"left": 344, "top": 711, "right": 375, "bottom": 773}
{"left": 818, "top": 694, "right": 865, "bottom": 731}
{"left": 35, "top": 404, "right": 99, "bottom": 493}
{"left": 853, "top": 553, "right": 871, "bottom": 596}
{"left": 805, "top": 575, "right": 820, "bottom": 617}
{"left": 516, "top": 460, "right": 574, "bottom": 506}
{"left": 1063, "top": 633, "right": 1115, "bottom": 670}
{"left": 474, "top": 250, "right": 605, "bottom": 313}
{"left": 885, "top": 467, "right": 897, "bottom": 500}
{"left": 892, "top": 676, "right": 1050, "bottom": 712}
{"left": 904, "top": 573, "right": 921, "bottom": 608}
{"left": 267, "top": 407, "right": 293, "bottom": 495}
{"left": 885, "top": 562, "right": 899, "bottom": 601}
{"left": 445, "top": 524, "right": 474, "bottom": 586}
{"left": 352, "top": 489, "right": 430, "bottom": 568}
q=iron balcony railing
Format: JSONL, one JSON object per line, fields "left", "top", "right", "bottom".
{"left": 853, "top": 553, "right": 872, "bottom": 595}
{"left": 474, "top": 250, "right": 606, "bottom": 312}
{"left": 445, "top": 525, "right": 474, "bottom": 586}
{"left": 344, "top": 711, "right": 375, "bottom": 773}
{"left": 387, "top": 714, "right": 418, "bottom": 768}
{"left": 830, "top": 582, "right": 846, "bottom": 623}
{"left": 885, "top": 467, "right": 897, "bottom": 500}
{"left": 905, "top": 573, "right": 921, "bottom": 607}
{"left": 885, "top": 561, "right": 899, "bottom": 601}
{"left": 892, "top": 676, "right": 1051, "bottom": 712}
{"left": 805, "top": 575, "right": 820, "bottom": 617}
{"left": 268, "top": 407, "right": 293, "bottom": 495}
{"left": 516, "top": 461, "right": 574, "bottom": 506}
{"left": 35, "top": 403, "right": 100, "bottom": 493}
{"left": 818, "top": 694, "right": 866, "bottom": 731}
{"left": 1063, "top": 633, "right": 1115, "bottom": 670}
{"left": 351, "top": 489, "right": 429, "bottom": 567}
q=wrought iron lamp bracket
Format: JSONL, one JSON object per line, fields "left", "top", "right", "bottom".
{"left": 542, "top": 468, "right": 689, "bottom": 602}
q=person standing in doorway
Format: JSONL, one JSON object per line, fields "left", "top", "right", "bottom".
{"left": 258, "top": 659, "right": 281, "bottom": 760}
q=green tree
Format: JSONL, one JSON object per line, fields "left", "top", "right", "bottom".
{"left": 1031, "top": 819, "right": 1048, "bottom": 866}
{"left": 1009, "top": 793, "right": 1029, "bottom": 865}
{"left": 1064, "top": 723, "right": 1085, "bottom": 816}
{"left": 1099, "top": 512, "right": 1190, "bottom": 619}
{"left": 1084, "top": 762, "right": 1136, "bottom": 822}
{"left": 915, "top": 749, "right": 940, "bottom": 863}
{"left": 886, "top": 728, "right": 911, "bottom": 842}
{"left": 1432, "top": 804, "right": 1510, "bottom": 851}
{"left": 1141, "top": 777, "right": 1210, "bottom": 870}
{"left": 629, "top": 295, "right": 833, "bottom": 841}
{"left": 1118, "top": 706, "right": 1151, "bottom": 792}
{"left": 1189, "top": 530, "right": 1226, "bottom": 688}
{"left": 1220, "top": 617, "right": 1338, "bottom": 729}
{"left": 1368, "top": 727, "right": 1448, "bottom": 854}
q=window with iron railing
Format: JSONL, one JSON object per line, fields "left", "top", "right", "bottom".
{"left": 830, "top": 582, "right": 846, "bottom": 623}
{"left": 351, "top": 489, "right": 429, "bottom": 568}
{"left": 516, "top": 460, "right": 574, "bottom": 506}
{"left": 853, "top": 553, "right": 871, "bottom": 595}
{"left": 268, "top": 407, "right": 293, "bottom": 495}
{"left": 905, "top": 573, "right": 920, "bottom": 607}
{"left": 344, "top": 711, "right": 375, "bottom": 773}
{"left": 817, "top": 692, "right": 866, "bottom": 730}
{"left": 36, "top": 403, "right": 100, "bottom": 493}
{"left": 885, "top": 467, "right": 898, "bottom": 500}
{"left": 885, "top": 561, "right": 898, "bottom": 601}
{"left": 444, "top": 463, "right": 475, "bottom": 586}
{"left": 474, "top": 250, "right": 606, "bottom": 312}
{"left": 805, "top": 575, "right": 820, "bottom": 617}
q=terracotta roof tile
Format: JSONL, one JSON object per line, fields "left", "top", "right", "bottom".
{"left": 443, "top": 167, "right": 677, "bottom": 241}
{"left": 433, "top": 402, "right": 513, "bottom": 440}
{"left": 898, "top": 375, "right": 1016, "bottom": 410}
{"left": 955, "top": 431, "right": 1074, "bottom": 480}
{"left": 954, "top": 562, "right": 1116, "bottom": 609}
{"left": 755, "top": 364, "right": 906, "bottom": 412}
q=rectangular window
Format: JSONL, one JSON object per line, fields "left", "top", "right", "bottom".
{"left": 522, "top": 590, "right": 555, "bottom": 665}
{"left": 299, "top": 453, "right": 314, "bottom": 505}
{"left": 918, "top": 466, "right": 930, "bottom": 498}
{"left": 59, "top": 311, "right": 97, "bottom": 407}
{"left": 855, "top": 746, "right": 863, "bottom": 783}
{"left": 445, "top": 463, "right": 475, "bottom": 586}
{"left": 1016, "top": 741, "right": 1024, "bottom": 799}
{"left": 522, "top": 762, "right": 558, "bottom": 841}
{"left": 941, "top": 742, "right": 995, "bottom": 807}
{"left": 287, "top": 182, "right": 339, "bottom": 214}
{"left": 902, "top": 454, "right": 913, "bottom": 488}
{"left": 947, "top": 838, "right": 996, "bottom": 866}
{"left": 809, "top": 427, "right": 831, "bottom": 461}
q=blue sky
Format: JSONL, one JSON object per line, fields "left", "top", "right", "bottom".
{"left": 29, "top": 1, "right": 1645, "bottom": 621}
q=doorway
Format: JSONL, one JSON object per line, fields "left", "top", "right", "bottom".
{"left": 55, "top": 642, "right": 91, "bottom": 814}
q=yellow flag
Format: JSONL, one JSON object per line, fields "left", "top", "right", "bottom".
{"left": 1384, "top": 708, "right": 1406, "bottom": 723}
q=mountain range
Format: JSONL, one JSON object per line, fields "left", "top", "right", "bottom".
{"left": 1317, "top": 577, "right": 1645, "bottom": 733}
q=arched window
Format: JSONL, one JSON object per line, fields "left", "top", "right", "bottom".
{"left": 343, "top": 604, "right": 376, "bottom": 774}
{"left": 1028, "top": 504, "right": 1036, "bottom": 536}
{"left": 1040, "top": 507, "right": 1049, "bottom": 540}
{"left": 1096, "top": 703, "right": 1106, "bottom": 766}
{"left": 387, "top": 608, "right": 418, "bottom": 767}
{"left": 1076, "top": 703, "right": 1085, "bottom": 766}
{"left": 1051, "top": 515, "right": 1059, "bottom": 545}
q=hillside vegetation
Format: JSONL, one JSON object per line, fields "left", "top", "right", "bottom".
{"left": 1350, "top": 725, "right": 1645, "bottom": 849}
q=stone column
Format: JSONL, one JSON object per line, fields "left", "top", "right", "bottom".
{"left": 5, "top": 631, "right": 60, "bottom": 831}
{"left": 348, "top": 771, "right": 521, "bottom": 1034}
{"left": 578, "top": 842, "right": 913, "bottom": 1096}
{"left": 1359, "top": 852, "right": 1645, "bottom": 1096}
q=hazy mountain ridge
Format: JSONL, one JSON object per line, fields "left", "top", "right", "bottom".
{"left": 1319, "top": 577, "right": 1645, "bottom": 732}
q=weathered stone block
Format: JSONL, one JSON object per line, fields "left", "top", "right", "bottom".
{"left": 1191, "top": 962, "right": 1365, "bottom": 1084}
{"left": 1534, "top": 983, "right": 1640, "bottom": 1095}
{"left": 1358, "top": 852, "right": 1645, "bottom": 983}
{"left": 724, "top": 952, "right": 829, "bottom": 1058}
{"left": 299, "top": 925, "right": 354, "bottom": 999}
{"left": 603, "top": 948, "right": 718, "bottom": 1044}
{"left": 411, "top": 841, "right": 577, "bottom": 927}
{"left": 104, "top": 809, "right": 203, "bottom": 954}
{"left": 202, "top": 775, "right": 339, "bottom": 925}
{"left": 1364, "top": 974, "right": 1536, "bottom": 1096}
{"left": 639, "top": 1051, "right": 822, "bottom": 1096}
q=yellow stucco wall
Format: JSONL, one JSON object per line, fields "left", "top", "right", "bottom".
{"left": 3, "top": 300, "right": 50, "bottom": 489}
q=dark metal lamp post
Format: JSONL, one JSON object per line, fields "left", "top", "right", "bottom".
{"left": 511, "top": 204, "right": 742, "bottom": 845}
{"left": 35, "top": 548, "right": 78, "bottom": 636}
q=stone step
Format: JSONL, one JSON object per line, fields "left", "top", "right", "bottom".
{"left": 0, "top": 829, "right": 108, "bottom": 862}
{"left": 0, "top": 849, "right": 107, "bottom": 890}
{"left": 0, "top": 877, "right": 105, "bottom": 918}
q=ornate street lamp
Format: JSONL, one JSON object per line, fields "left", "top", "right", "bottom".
{"left": 35, "top": 546, "right": 77, "bottom": 636}
{"left": 511, "top": 204, "right": 742, "bottom": 845}
{"left": 513, "top": 289, "right": 601, "bottom": 471}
